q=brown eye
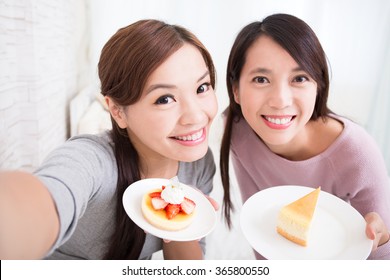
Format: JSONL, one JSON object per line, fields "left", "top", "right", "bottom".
{"left": 197, "top": 83, "right": 210, "bottom": 94}
{"left": 155, "top": 95, "right": 175, "bottom": 105}
{"left": 253, "top": 76, "right": 269, "bottom": 84}
{"left": 293, "top": 76, "right": 309, "bottom": 83}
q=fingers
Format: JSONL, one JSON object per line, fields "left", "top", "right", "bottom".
{"left": 365, "top": 212, "right": 380, "bottom": 250}
{"left": 206, "top": 195, "right": 220, "bottom": 211}
{"left": 364, "top": 212, "right": 389, "bottom": 250}
{"left": 365, "top": 213, "right": 377, "bottom": 240}
{"left": 163, "top": 239, "right": 201, "bottom": 243}
{"left": 189, "top": 185, "right": 220, "bottom": 211}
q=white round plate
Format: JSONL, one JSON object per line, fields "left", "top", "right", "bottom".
{"left": 123, "top": 178, "right": 216, "bottom": 241}
{"left": 240, "top": 185, "right": 373, "bottom": 259}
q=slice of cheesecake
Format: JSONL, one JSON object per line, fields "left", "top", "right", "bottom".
{"left": 276, "top": 187, "right": 321, "bottom": 246}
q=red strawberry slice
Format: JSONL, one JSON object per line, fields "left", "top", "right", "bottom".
{"left": 165, "top": 204, "right": 181, "bottom": 219}
{"left": 149, "top": 191, "right": 162, "bottom": 198}
{"left": 151, "top": 197, "right": 168, "bottom": 210}
{"left": 180, "top": 197, "right": 196, "bottom": 215}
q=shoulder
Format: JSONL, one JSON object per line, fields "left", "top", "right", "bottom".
{"left": 231, "top": 116, "right": 252, "bottom": 135}
{"left": 180, "top": 147, "right": 215, "bottom": 173}
{"left": 35, "top": 131, "right": 117, "bottom": 185}
{"left": 230, "top": 117, "right": 266, "bottom": 156}
{"left": 53, "top": 131, "right": 116, "bottom": 164}
{"left": 68, "top": 131, "right": 114, "bottom": 153}
{"left": 231, "top": 117, "right": 256, "bottom": 144}
{"left": 178, "top": 147, "right": 215, "bottom": 194}
{"left": 334, "top": 115, "right": 380, "bottom": 153}
{"left": 329, "top": 115, "right": 387, "bottom": 174}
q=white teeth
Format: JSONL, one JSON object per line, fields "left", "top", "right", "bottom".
{"left": 265, "top": 116, "right": 293, "bottom": 125}
{"left": 174, "top": 130, "right": 203, "bottom": 141}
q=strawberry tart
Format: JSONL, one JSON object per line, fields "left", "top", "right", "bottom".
{"left": 141, "top": 177, "right": 196, "bottom": 231}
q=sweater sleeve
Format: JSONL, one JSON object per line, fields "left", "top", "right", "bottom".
{"left": 34, "top": 134, "right": 115, "bottom": 254}
{"left": 331, "top": 123, "right": 390, "bottom": 259}
{"left": 352, "top": 149, "right": 390, "bottom": 260}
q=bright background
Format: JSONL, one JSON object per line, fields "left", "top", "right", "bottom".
{"left": 1, "top": 0, "right": 390, "bottom": 259}
{"left": 88, "top": 0, "right": 390, "bottom": 259}
{"left": 88, "top": 0, "right": 390, "bottom": 129}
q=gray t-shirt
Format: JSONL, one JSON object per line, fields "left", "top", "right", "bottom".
{"left": 34, "top": 131, "right": 215, "bottom": 259}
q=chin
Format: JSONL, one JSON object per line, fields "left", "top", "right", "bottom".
{"left": 176, "top": 146, "right": 209, "bottom": 162}
{"left": 261, "top": 134, "right": 295, "bottom": 148}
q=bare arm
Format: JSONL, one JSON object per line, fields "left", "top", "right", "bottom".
{"left": 162, "top": 240, "right": 203, "bottom": 260}
{"left": 0, "top": 171, "right": 60, "bottom": 259}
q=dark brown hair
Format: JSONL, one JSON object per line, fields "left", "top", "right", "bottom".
{"left": 220, "top": 13, "right": 331, "bottom": 227}
{"left": 98, "top": 19, "right": 216, "bottom": 259}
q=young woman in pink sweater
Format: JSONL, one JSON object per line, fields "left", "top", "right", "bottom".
{"left": 220, "top": 13, "right": 390, "bottom": 259}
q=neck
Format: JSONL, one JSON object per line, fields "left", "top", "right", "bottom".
{"left": 266, "top": 121, "right": 315, "bottom": 161}
{"left": 267, "top": 117, "right": 342, "bottom": 161}
{"left": 139, "top": 157, "right": 179, "bottom": 179}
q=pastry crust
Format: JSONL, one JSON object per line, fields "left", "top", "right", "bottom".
{"left": 276, "top": 227, "right": 307, "bottom": 246}
{"left": 141, "top": 190, "right": 196, "bottom": 231}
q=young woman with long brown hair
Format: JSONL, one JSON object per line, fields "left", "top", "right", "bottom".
{"left": 0, "top": 19, "right": 217, "bottom": 260}
{"left": 220, "top": 13, "right": 390, "bottom": 259}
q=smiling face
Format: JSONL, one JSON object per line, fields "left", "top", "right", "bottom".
{"left": 234, "top": 35, "right": 317, "bottom": 153}
{"left": 110, "top": 43, "right": 217, "bottom": 165}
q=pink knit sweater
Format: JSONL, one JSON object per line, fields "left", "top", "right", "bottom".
{"left": 231, "top": 115, "right": 390, "bottom": 259}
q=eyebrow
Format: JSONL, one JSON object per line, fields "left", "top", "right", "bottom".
{"left": 145, "top": 70, "right": 210, "bottom": 95}
{"left": 249, "top": 66, "right": 304, "bottom": 75}
{"left": 249, "top": 67, "right": 271, "bottom": 75}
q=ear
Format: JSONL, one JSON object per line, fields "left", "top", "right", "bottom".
{"left": 232, "top": 83, "right": 240, "bottom": 104}
{"left": 105, "top": 96, "right": 127, "bottom": 129}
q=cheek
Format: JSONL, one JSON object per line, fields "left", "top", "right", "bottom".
{"left": 305, "top": 92, "right": 317, "bottom": 114}
{"left": 197, "top": 94, "right": 218, "bottom": 123}
{"left": 128, "top": 116, "right": 172, "bottom": 146}
{"left": 207, "top": 94, "right": 218, "bottom": 119}
{"left": 295, "top": 95, "right": 317, "bottom": 124}
{"left": 142, "top": 114, "right": 173, "bottom": 132}
{"left": 127, "top": 110, "right": 164, "bottom": 134}
{"left": 238, "top": 92, "right": 259, "bottom": 116}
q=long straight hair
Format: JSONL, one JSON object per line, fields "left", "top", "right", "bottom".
{"left": 220, "top": 14, "right": 331, "bottom": 227}
{"left": 98, "top": 20, "right": 216, "bottom": 259}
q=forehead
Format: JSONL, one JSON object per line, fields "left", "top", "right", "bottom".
{"left": 243, "top": 35, "right": 299, "bottom": 71}
{"left": 146, "top": 43, "right": 207, "bottom": 85}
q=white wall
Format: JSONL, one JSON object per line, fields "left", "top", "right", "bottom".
{"left": 0, "top": 0, "right": 89, "bottom": 170}
{"left": 2, "top": 0, "right": 389, "bottom": 171}
{"left": 85, "top": 0, "right": 390, "bottom": 259}
{"left": 87, "top": 0, "right": 390, "bottom": 168}
{"left": 88, "top": 0, "right": 390, "bottom": 124}
{"left": 1, "top": 0, "right": 389, "bottom": 260}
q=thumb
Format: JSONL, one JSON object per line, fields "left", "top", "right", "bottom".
{"left": 364, "top": 212, "right": 387, "bottom": 250}
{"left": 206, "top": 195, "right": 220, "bottom": 211}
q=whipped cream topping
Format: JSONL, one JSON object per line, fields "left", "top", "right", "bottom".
{"left": 161, "top": 176, "right": 185, "bottom": 204}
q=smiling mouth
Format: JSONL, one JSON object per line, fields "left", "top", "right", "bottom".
{"left": 263, "top": 115, "right": 295, "bottom": 125}
{"left": 172, "top": 129, "right": 204, "bottom": 141}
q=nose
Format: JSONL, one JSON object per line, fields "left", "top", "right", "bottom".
{"left": 268, "top": 82, "right": 293, "bottom": 109}
{"left": 179, "top": 97, "right": 206, "bottom": 126}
